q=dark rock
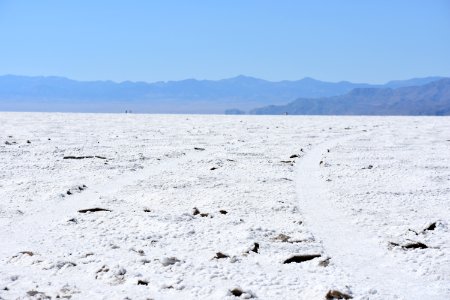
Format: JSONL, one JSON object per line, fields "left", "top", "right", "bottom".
{"left": 78, "top": 208, "right": 111, "bottom": 213}
{"left": 63, "top": 155, "right": 106, "bottom": 160}
{"left": 290, "top": 154, "right": 299, "bottom": 158}
{"left": 137, "top": 280, "right": 149, "bottom": 286}
{"left": 250, "top": 243, "right": 259, "bottom": 253}
{"left": 424, "top": 222, "right": 436, "bottom": 232}
{"left": 244, "top": 242, "right": 260, "bottom": 254}
{"left": 56, "top": 261, "right": 77, "bottom": 268}
{"left": 283, "top": 254, "right": 321, "bottom": 264}
{"left": 132, "top": 249, "right": 145, "bottom": 256}
{"left": 192, "top": 207, "right": 211, "bottom": 217}
{"left": 214, "top": 252, "right": 230, "bottom": 259}
{"left": 219, "top": 210, "right": 228, "bottom": 215}
{"left": 402, "top": 242, "right": 428, "bottom": 249}
{"left": 230, "top": 288, "right": 243, "bottom": 297}
{"left": 194, "top": 147, "right": 205, "bottom": 151}
{"left": 325, "top": 290, "right": 353, "bottom": 299}
{"left": 96, "top": 265, "right": 109, "bottom": 274}
{"left": 389, "top": 241, "right": 428, "bottom": 249}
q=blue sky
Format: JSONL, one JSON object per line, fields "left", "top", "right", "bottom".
{"left": 0, "top": 0, "right": 449, "bottom": 83}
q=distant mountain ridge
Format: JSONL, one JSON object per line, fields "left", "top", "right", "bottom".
{"left": 0, "top": 74, "right": 444, "bottom": 113}
{"left": 250, "top": 78, "right": 450, "bottom": 116}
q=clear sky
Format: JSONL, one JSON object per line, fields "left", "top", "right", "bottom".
{"left": 0, "top": 0, "right": 449, "bottom": 83}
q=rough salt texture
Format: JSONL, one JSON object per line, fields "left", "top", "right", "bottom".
{"left": 0, "top": 113, "right": 448, "bottom": 299}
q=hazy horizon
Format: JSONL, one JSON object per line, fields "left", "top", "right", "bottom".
{"left": 1, "top": 73, "right": 448, "bottom": 85}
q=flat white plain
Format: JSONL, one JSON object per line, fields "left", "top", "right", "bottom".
{"left": 0, "top": 113, "right": 449, "bottom": 299}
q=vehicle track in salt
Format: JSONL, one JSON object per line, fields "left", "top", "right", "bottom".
{"left": 296, "top": 134, "right": 445, "bottom": 300}
{"left": 0, "top": 151, "right": 202, "bottom": 259}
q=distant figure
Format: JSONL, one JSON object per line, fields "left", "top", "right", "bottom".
{"left": 125, "top": 110, "right": 128, "bottom": 114}
{"left": 284, "top": 112, "right": 288, "bottom": 115}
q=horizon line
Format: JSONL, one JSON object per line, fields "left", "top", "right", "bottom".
{"left": 1, "top": 73, "right": 447, "bottom": 86}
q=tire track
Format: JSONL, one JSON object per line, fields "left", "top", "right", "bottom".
{"left": 296, "top": 135, "right": 444, "bottom": 299}
{"left": 0, "top": 151, "right": 201, "bottom": 259}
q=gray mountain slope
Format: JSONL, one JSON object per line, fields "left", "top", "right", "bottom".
{"left": 250, "top": 78, "right": 450, "bottom": 116}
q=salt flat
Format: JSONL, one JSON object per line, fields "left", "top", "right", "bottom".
{"left": 0, "top": 113, "right": 449, "bottom": 299}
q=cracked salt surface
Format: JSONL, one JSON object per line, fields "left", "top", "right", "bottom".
{"left": 0, "top": 113, "right": 449, "bottom": 299}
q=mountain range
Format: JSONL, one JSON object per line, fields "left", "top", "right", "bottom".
{"left": 0, "top": 74, "right": 445, "bottom": 114}
{"left": 251, "top": 78, "right": 450, "bottom": 116}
